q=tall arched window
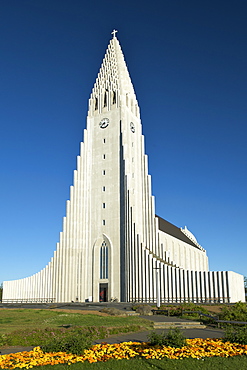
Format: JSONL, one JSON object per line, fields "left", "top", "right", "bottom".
{"left": 100, "top": 241, "right": 108, "bottom": 279}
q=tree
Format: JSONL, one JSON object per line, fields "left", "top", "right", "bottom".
{"left": 0, "top": 283, "right": 2, "bottom": 302}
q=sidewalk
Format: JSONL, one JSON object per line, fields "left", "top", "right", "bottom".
{"left": 94, "top": 315, "right": 224, "bottom": 344}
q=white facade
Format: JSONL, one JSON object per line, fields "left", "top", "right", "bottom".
{"left": 3, "top": 34, "right": 245, "bottom": 304}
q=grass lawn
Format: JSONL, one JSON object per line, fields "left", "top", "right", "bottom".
{"left": 18, "top": 356, "right": 247, "bottom": 369}
{"left": 0, "top": 309, "right": 152, "bottom": 336}
{"left": 2, "top": 307, "right": 247, "bottom": 369}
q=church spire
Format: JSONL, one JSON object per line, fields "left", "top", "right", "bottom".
{"left": 88, "top": 31, "right": 138, "bottom": 115}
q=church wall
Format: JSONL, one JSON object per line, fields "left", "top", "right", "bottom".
{"left": 227, "top": 271, "right": 245, "bottom": 303}
{"left": 158, "top": 229, "right": 209, "bottom": 271}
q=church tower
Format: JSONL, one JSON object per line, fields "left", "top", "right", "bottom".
{"left": 3, "top": 32, "right": 245, "bottom": 304}
{"left": 73, "top": 30, "right": 161, "bottom": 302}
{"left": 81, "top": 30, "right": 142, "bottom": 302}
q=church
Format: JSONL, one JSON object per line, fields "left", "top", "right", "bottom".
{"left": 3, "top": 32, "right": 245, "bottom": 304}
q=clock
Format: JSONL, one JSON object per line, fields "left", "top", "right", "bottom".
{"left": 130, "top": 122, "right": 135, "bottom": 133}
{"left": 99, "top": 118, "right": 109, "bottom": 129}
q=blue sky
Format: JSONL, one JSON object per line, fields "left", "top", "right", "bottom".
{"left": 0, "top": 0, "right": 246, "bottom": 284}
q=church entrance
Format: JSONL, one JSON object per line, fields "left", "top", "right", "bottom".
{"left": 99, "top": 283, "right": 108, "bottom": 302}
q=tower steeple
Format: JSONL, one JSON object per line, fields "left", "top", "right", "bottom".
{"left": 89, "top": 33, "right": 139, "bottom": 117}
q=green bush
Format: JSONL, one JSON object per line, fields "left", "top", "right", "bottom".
{"left": 224, "top": 325, "right": 247, "bottom": 345}
{"left": 220, "top": 302, "right": 247, "bottom": 322}
{"left": 180, "top": 302, "right": 209, "bottom": 314}
{"left": 41, "top": 331, "right": 93, "bottom": 355}
{"left": 159, "top": 303, "right": 210, "bottom": 317}
{"left": 166, "top": 306, "right": 182, "bottom": 316}
{"left": 148, "top": 331, "right": 167, "bottom": 346}
{"left": 0, "top": 334, "right": 6, "bottom": 347}
{"left": 148, "top": 327, "right": 186, "bottom": 348}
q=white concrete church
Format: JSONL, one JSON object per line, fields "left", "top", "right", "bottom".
{"left": 3, "top": 32, "right": 245, "bottom": 304}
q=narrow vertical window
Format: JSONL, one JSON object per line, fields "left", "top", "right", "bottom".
{"left": 112, "top": 91, "right": 116, "bottom": 104}
{"left": 102, "top": 220, "right": 105, "bottom": 225}
{"left": 103, "top": 92, "right": 107, "bottom": 107}
{"left": 100, "top": 241, "right": 108, "bottom": 279}
{"left": 103, "top": 138, "right": 106, "bottom": 143}
{"left": 102, "top": 170, "right": 106, "bottom": 175}
{"left": 102, "top": 186, "right": 105, "bottom": 191}
{"left": 103, "top": 154, "right": 106, "bottom": 159}
{"left": 102, "top": 203, "right": 106, "bottom": 208}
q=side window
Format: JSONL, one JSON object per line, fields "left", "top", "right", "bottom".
{"left": 100, "top": 241, "right": 108, "bottom": 279}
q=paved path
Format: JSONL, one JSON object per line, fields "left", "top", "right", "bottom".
{"left": 140, "top": 314, "right": 200, "bottom": 323}
{"left": 95, "top": 326, "right": 224, "bottom": 345}
{"left": 0, "top": 346, "right": 34, "bottom": 355}
{"left": 95, "top": 315, "right": 224, "bottom": 343}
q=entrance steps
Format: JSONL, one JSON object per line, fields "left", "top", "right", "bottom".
{"left": 125, "top": 311, "right": 140, "bottom": 316}
{"left": 121, "top": 311, "right": 207, "bottom": 329}
{"left": 153, "top": 321, "right": 206, "bottom": 329}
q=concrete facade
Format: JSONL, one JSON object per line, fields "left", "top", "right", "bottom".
{"left": 2, "top": 34, "right": 245, "bottom": 304}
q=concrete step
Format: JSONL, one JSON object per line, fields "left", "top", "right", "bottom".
{"left": 153, "top": 321, "right": 206, "bottom": 329}
{"left": 124, "top": 311, "right": 140, "bottom": 316}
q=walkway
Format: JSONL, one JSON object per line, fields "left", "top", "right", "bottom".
{"left": 95, "top": 315, "right": 224, "bottom": 344}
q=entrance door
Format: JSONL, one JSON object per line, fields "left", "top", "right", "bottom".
{"left": 99, "top": 283, "right": 108, "bottom": 302}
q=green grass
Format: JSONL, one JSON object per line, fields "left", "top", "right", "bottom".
{"left": 0, "top": 309, "right": 153, "bottom": 347}
{"left": 2, "top": 308, "right": 247, "bottom": 368}
{"left": 0, "top": 309, "right": 152, "bottom": 335}
{"left": 16, "top": 356, "right": 247, "bottom": 369}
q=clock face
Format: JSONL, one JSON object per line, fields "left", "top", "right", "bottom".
{"left": 130, "top": 122, "right": 135, "bottom": 133}
{"left": 99, "top": 118, "right": 109, "bottom": 129}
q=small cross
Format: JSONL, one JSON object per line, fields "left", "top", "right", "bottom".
{"left": 111, "top": 29, "right": 118, "bottom": 38}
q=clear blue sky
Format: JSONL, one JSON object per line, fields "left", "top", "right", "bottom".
{"left": 0, "top": 0, "right": 246, "bottom": 284}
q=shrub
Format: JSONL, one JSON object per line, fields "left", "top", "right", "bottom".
{"left": 41, "top": 331, "right": 93, "bottom": 355}
{"left": 167, "top": 306, "right": 182, "bottom": 316}
{"left": 148, "top": 331, "right": 167, "bottom": 346}
{"left": 220, "top": 302, "right": 247, "bottom": 322}
{"left": 159, "top": 303, "right": 210, "bottom": 317}
{"left": 180, "top": 302, "right": 209, "bottom": 314}
{"left": 224, "top": 325, "right": 247, "bottom": 345}
{"left": 0, "top": 334, "right": 7, "bottom": 347}
{"left": 148, "top": 327, "right": 186, "bottom": 348}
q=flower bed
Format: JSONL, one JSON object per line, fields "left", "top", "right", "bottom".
{"left": 1, "top": 339, "right": 247, "bottom": 369}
